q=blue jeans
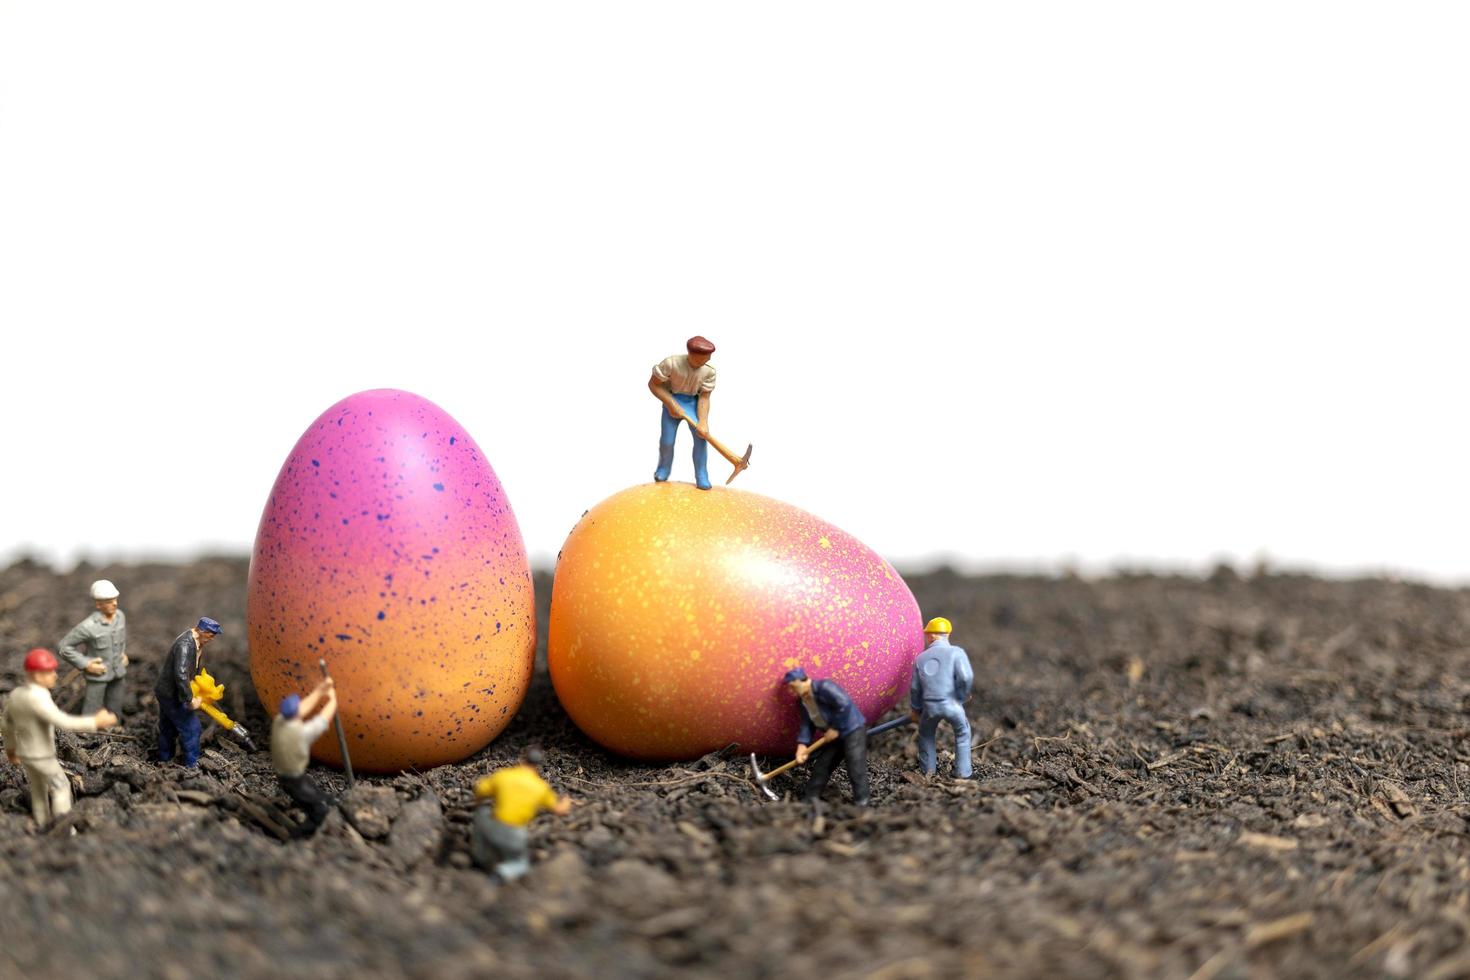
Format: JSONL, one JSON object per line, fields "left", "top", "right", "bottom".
{"left": 654, "top": 392, "right": 710, "bottom": 490}
{"left": 917, "top": 701, "right": 972, "bottom": 778}
{"left": 157, "top": 695, "right": 201, "bottom": 767}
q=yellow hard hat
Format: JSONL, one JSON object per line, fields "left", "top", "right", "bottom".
{"left": 474, "top": 775, "right": 495, "bottom": 799}
{"left": 923, "top": 617, "right": 953, "bottom": 635}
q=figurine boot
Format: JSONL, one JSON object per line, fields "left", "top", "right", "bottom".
{"left": 690, "top": 432, "right": 712, "bottom": 491}
{"left": 654, "top": 440, "right": 676, "bottom": 482}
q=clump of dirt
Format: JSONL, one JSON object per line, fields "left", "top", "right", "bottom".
{"left": 2, "top": 557, "right": 1469, "bottom": 979}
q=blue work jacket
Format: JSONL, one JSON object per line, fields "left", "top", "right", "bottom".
{"left": 796, "top": 679, "right": 866, "bottom": 743}
{"left": 909, "top": 637, "right": 974, "bottom": 710}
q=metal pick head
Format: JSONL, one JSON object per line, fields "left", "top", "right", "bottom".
{"left": 749, "top": 752, "right": 779, "bottom": 801}
{"left": 725, "top": 444, "right": 754, "bottom": 485}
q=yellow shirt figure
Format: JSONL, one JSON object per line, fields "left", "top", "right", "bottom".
{"left": 475, "top": 764, "right": 562, "bottom": 827}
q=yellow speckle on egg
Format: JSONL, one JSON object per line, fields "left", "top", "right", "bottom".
{"left": 819, "top": 537, "right": 832, "bottom": 548}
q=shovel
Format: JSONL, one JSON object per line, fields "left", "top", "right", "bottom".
{"left": 750, "top": 715, "right": 912, "bottom": 801}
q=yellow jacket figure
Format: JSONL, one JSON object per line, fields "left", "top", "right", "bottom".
{"left": 472, "top": 748, "right": 572, "bottom": 881}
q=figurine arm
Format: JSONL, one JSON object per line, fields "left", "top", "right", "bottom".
{"left": 299, "top": 678, "right": 332, "bottom": 716}
{"left": 33, "top": 693, "right": 99, "bottom": 733}
{"left": 795, "top": 704, "right": 814, "bottom": 746}
{"left": 955, "top": 651, "right": 974, "bottom": 703}
{"left": 909, "top": 664, "right": 923, "bottom": 713}
{"left": 299, "top": 710, "right": 332, "bottom": 745}
{"left": 57, "top": 621, "right": 96, "bottom": 671}
{"left": 648, "top": 374, "right": 683, "bottom": 417}
{"left": 824, "top": 683, "right": 856, "bottom": 721}
{"left": 168, "top": 641, "right": 195, "bottom": 704}
{"left": 695, "top": 392, "right": 710, "bottom": 436}
{"left": 314, "top": 689, "right": 338, "bottom": 726}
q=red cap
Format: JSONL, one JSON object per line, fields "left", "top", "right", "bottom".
{"left": 23, "top": 648, "right": 58, "bottom": 673}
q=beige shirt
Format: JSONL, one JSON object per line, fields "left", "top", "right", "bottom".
{"left": 652, "top": 355, "right": 716, "bottom": 396}
{"left": 271, "top": 712, "right": 331, "bottom": 777}
{"left": 799, "top": 690, "right": 829, "bottom": 730}
{"left": 1, "top": 682, "right": 98, "bottom": 761}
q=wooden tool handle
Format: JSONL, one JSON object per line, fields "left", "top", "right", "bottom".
{"left": 759, "top": 728, "right": 839, "bottom": 782}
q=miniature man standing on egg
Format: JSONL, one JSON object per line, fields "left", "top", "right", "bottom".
{"left": 649, "top": 336, "right": 717, "bottom": 491}
{"left": 154, "top": 617, "right": 222, "bottom": 768}
{"left": 58, "top": 579, "right": 129, "bottom": 719}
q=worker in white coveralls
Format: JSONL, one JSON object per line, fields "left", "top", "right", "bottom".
{"left": 2, "top": 648, "right": 118, "bottom": 824}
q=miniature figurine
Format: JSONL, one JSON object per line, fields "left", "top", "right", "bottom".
{"left": 154, "top": 617, "right": 221, "bottom": 768}
{"left": 58, "top": 579, "right": 128, "bottom": 717}
{"left": 471, "top": 747, "right": 572, "bottom": 882}
{"left": 270, "top": 678, "right": 338, "bottom": 835}
{"left": 783, "top": 667, "right": 870, "bottom": 806}
{"left": 649, "top": 336, "right": 717, "bottom": 490}
{"left": 2, "top": 648, "right": 118, "bottom": 825}
{"left": 907, "top": 617, "right": 974, "bottom": 779}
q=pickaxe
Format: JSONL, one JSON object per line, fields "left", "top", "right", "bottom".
{"left": 750, "top": 716, "right": 912, "bottom": 801}
{"left": 678, "top": 412, "right": 752, "bottom": 485}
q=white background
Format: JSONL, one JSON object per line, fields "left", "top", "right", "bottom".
{"left": 2, "top": 3, "right": 1466, "bottom": 581}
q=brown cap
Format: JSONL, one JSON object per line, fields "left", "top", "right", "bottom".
{"left": 686, "top": 336, "right": 716, "bottom": 355}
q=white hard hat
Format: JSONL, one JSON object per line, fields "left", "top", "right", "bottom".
{"left": 90, "top": 579, "right": 120, "bottom": 600}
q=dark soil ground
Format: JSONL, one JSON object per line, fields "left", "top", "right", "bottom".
{"left": 3, "top": 559, "right": 1470, "bottom": 979}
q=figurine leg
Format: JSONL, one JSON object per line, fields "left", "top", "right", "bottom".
{"left": 671, "top": 393, "right": 711, "bottom": 490}
{"left": 23, "top": 763, "right": 52, "bottom": 823}
{"left": 177, "top": 711, "right": 202, "bottom": 768}
{"left": 841, "top": 729, "right": 870, "bottom": 805}
{"left": 280, "top": 774, "right": 331, "bottom": 834}
{"left": 24, "top": 759, "right": 71, "bottom": 823}
{"left": 81, "top": 680, "right": 107, "bottom": 715}
{"left": 156, "top": 699, "right": 180, "bottom": 762}
{"left": 801, "top": 741, "right": 843, "bottom": 802}
{"left": 654, "top": 408, "right": 680, "bottom": 481}
{"left": 943, "top": 703, "right": 972, "bottom": 779}
{"left": 690, "top": 429, "right": 711, "bottom": 491}
{"left": 473, "top": 810, "right": 530, "bottom": 881}
{"left": 103, "top": 678, "right": 125, "bottom": 718}
{"left": 916, "top": 712, "right": 941, "bottom": 774}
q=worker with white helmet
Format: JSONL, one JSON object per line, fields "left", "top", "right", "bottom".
{"left": 907, "top": 617, "right": 975, "bottom": 779}
{"left": 57, "top": 579, "right": 129, "bottom": 718}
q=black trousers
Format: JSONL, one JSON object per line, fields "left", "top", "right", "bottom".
{"left": 279, "top": 773, "right": 332, "bottom": 834}
{"left": 802, "top": 728, "right": 869, "bottom": 805}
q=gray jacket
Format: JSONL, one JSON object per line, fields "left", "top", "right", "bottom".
{"left": 909, "top": 636, "right": 973, "bottom": 710}
{"left": 59, "top": 609, "right": 127, "bottom": 682}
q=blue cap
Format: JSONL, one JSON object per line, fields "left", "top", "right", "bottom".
{"left": 782, "top": 667, "right": 808, "bottom": 684}
{"left": 279, "top": 694, "right": 301, "bottom": 719}
{"left": 197, "top": 618, "right": 222, "bottom": 634}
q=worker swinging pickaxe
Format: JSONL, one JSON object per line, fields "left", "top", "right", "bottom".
{"left": 648, "top": 337, "right": 753, "bottom": 486}
{"left": 750, "top": 716, "right": 912, "bottom": 801}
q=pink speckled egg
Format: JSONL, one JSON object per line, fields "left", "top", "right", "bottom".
{"left": 248, "top": 389, "right": 534, "bottom": 772}
{"left": 547, "top": 482, "right": 922, "bottom": 759}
